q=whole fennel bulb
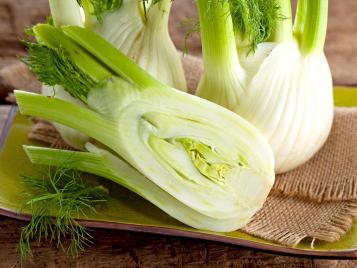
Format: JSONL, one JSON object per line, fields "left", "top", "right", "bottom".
{"left": 196, "top": 0, "right": 333, "bottom": 173}
{"left": 236, "top": 40, "right": 333, "bottom": 172}
{"left": 92, "top": 0, "right": 187, "bottom": 90}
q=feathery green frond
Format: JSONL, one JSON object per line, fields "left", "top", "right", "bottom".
{"left": 180, "top": 18, "right": 200, "bottom": 54}
{"left": 228, "top": 0, "right": 280, "bottom": 49}
{"left": 18, "top": 166, "right": 108, "bottom": 264}
{"left": 23, "top": 42, "right": 97, "bottom": 102}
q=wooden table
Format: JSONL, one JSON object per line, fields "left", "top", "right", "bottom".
{"left": 0, "top": 0, "right": 356, "bottom": 267}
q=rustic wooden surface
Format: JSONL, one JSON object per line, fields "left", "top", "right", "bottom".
{"left": 0, "top": 0, "right": 357, "bottom": 267}
{"left": 0, "top": 217, "right": 356, "bottom": 268}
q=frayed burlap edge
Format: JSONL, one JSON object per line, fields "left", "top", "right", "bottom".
{"left": 272, "top": 177, "right": 357, "bottom": 203}
{"left": 309, "top": 201, "right": 357, "bottom": 244}
{"left": 243, "top": 199, "right": 357, "bottom": 247}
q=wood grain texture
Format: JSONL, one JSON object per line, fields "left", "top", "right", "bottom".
{"left": 1, "top": 217, "right": 356, "bottom": 268}
{"left": 0, "top": 0, "right": 357, "bottom": 267}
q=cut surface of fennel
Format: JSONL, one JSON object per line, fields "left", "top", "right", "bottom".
{"left": 15, "top": 76, "right": 275, "bottom": 232}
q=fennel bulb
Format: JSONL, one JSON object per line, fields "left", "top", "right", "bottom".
{"left": 196, "top": 0, "right": 334, "bottom": 173}
{"left": 236, "top": 39, "right": 333, "bottom": 172}
{"left": 17, "top": 24, "right": 275, "bottom": 232}
{"left": 91, "top": 0, "right": 187, "bottom": 90}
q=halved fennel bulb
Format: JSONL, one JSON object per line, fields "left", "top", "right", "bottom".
{"left": 235, "top": 40, "right": 334, "bottom": 173}
{"left": 16, "top": 77, "right": 275, "bottom": 231}
{"left": 18, "top": 25, "right": 275, "bottom": 231}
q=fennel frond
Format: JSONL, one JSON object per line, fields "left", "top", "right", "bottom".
{"left": 23, "top": 42, "right": 97, "bottom": 102}
{"left": 18, "top": 166, "right": 108, "bottom": 264}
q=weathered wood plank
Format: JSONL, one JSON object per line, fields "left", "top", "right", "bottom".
{"left": 1, "top": 217, "right": 356, "bottom": 268}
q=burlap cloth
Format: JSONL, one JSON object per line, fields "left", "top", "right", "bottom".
{"left": 1, "top": 57, "right": 356, "bottom": 247}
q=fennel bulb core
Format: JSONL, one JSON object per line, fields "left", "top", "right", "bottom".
{"left": 235, "top": 39, "right": 334, "bottom": 173}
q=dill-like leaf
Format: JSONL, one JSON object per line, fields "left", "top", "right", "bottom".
{"left": 77, "top": 0, "right": 123, "bottom": 23}
{"left": 22, "top": 42, "right": 96, "bottom": 102}
{"left": 180, "top": 18, "right": 200, "bottom": 55}
{"left": 228, "top": 0, "right": 280, "bottom": 49}
{"left": 205, "top": 0, "right": 280, "bottom": 50}
{"left": 18, "top": 166, "right": 108, "bottom": 264}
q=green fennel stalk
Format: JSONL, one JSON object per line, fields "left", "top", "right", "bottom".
{"left": 268, "top": 0, "right": 293, "bottom": 42}
{"left": 196, "top": 0, "right": 245, "bottom": 110}
{"left": 44, "top": 0, "right": 187, "bottom": 151}
{"left": 294, "top": 0, "right": 328, "bottom": 54}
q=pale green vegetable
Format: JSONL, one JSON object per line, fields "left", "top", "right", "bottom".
{"left": 17, "top": 24, "right": 275, "bottom": 232}
{"left": 43, "top": 0, "right": 89, "bottom": 149}
{"left": 196, "top": 0, "right": 333, "bottom": 173}
{"left": 197, "top": 0, "right": 246, "bottom": 110}
{"left": 90, "top": 0, "right": 187, "bottom": 90}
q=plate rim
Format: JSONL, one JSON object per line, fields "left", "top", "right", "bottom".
{"left": 0, "top": 105, "right": 17, "bottom": 149}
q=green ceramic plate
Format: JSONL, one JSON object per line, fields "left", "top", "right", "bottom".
{"left": 0, "top": 87, "right": 356, "bottom": 258}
